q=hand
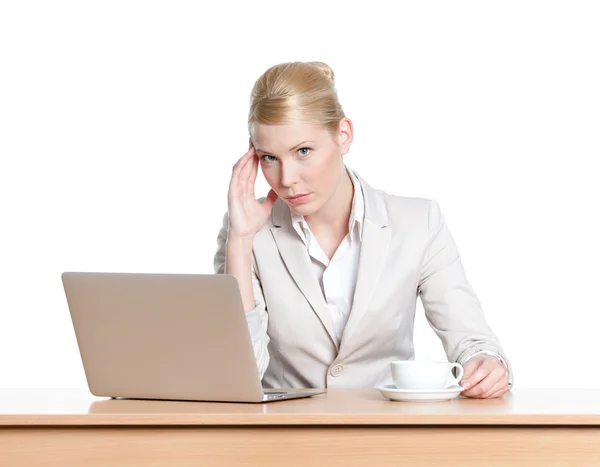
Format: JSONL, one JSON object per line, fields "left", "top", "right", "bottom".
{"left": 227, "top": 138, "right": 278, "bottom": 239}
{"left": 459, "top": 355, "right": 509, "bottom": 399}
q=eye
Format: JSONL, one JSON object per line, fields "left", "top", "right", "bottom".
{"left": 260, "top": 147, "right": 311, "bottom": 163}
{"left": 260, "top": 155, "right": 277, "bottom": 163}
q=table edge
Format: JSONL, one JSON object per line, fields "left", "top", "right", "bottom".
{"left": 3, "top": 414, "right": 600, "bottom": 426}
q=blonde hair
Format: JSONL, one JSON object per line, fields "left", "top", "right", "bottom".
{"left": 247, "top": 61, "right": 346, "bottom": 139}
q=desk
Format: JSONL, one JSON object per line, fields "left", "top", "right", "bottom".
{"left": 1, "top": 388, "right": 600, "bottom": 466}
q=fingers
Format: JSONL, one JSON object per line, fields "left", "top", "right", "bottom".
{"left": 243, "top": 136, "right": 259, "bottom": 195}
{"left": 481, "top": 376, "right": 510, "bottom": 399}
{"left": 230, "top": 147, "right": 257, "bottom": 195}
{"left": 487, "top": 385, "right": 510, "bottom": 399}
{"left": 460, "top": 355, "right": 503, "bottom": 390}
{"left": 462, "top": 365, "right": 508, "bottom": 399}
{"left": 230, "top": 156, "right": 252, "bottom": 196}
{"left": 232, "top": 146, "right": 255, "bottom": 173}
{"left": 460, "top": 358, "right": 486, "bottom": 391}
{"left": 244, "top": 151, "right": 259, "bottom": 195}
{"left": 239, "top": 150, "right": 257, "bottom": 196}
{"left": 479, "top": 364, "right": 510, "bottom": 398}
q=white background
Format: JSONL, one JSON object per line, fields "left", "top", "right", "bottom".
{"left": 1, "top": 1, "right": 598, "bottom": 389}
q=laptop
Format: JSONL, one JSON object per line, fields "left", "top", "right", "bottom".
{"left": 61, "top": 271, "right": 326, "bottom": 403}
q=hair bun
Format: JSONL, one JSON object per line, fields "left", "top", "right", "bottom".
{"left": 306, "top": 61, "right": 335, "bottom": 83}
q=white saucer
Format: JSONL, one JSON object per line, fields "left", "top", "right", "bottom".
{"left": 376, "top": 384, "right": 464, "bottom": 402}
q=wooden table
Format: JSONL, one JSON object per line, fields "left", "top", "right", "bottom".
{"left": 1, "top": 388, "right": 600, "bottom": 466}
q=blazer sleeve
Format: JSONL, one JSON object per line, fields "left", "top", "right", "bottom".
{"left": 417, "top": 200, "right": 513, "bottom": 386}
{"left": 213, "top": 210, "right": 271, "bottom": 379}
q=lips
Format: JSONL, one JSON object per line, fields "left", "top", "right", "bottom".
{"left": 285, "top": 193, "right": 311, "bottom": 205}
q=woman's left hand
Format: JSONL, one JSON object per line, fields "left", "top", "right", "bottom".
{"left": 459, "top": 354, "right": 510, "bottom": 399}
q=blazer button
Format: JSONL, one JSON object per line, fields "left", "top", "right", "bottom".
{"left": 330, "top": 364, "right": 344, "bottom": 377}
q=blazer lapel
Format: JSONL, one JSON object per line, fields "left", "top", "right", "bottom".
{"left": 339, "top": 171, "right": 391, "bottom": 352}
{"left": 270, "top": 199, "right": 339, "bottom": 350}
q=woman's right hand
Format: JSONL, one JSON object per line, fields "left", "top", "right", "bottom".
{"left": 226, "top": 138, "right": 278, "bottom": 239}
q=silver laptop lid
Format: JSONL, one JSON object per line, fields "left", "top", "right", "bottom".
{"left": 61, "top": 272, "right": 266, "bottom": 402}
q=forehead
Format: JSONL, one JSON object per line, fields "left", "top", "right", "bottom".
{"left": 252, "top": 123, "right": 326, "bottom": 152}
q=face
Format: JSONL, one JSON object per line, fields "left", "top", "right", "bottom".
{"left": 251, "top": 118, "right": 353, "bottom": 216}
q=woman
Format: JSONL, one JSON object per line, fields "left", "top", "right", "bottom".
{"left": 214, "top": 61, "right": 512, "bottom": 399}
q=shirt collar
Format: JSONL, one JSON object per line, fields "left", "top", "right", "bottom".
{"left": 291, "top": 165, "right": 365, "bottom": 243}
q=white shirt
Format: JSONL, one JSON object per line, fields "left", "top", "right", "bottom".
{"left": 245, "top": 166, "right": 506, "bottom": 373}
{"left": 287, "top": 166, "right": 364, "bottom": 346}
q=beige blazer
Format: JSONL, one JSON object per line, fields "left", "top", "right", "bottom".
{"left": 214, "top": 167, "right": 512, "bottom": 389}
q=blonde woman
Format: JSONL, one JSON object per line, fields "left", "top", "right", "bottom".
{"left": 214, "top": 61, "right": 512, "bottom": 399}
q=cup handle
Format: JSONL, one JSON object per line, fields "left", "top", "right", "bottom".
{"left": 449, "top": 363, "right": 464, "bottom": 387}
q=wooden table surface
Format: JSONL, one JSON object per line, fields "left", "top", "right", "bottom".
{"left": 4, "top": 388, "right": 600, "bottom": 466}
{"left": 1, "top": 387, "right": 599, "bottom": 426}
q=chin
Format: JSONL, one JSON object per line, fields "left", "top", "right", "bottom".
{"left": 287, "top": 200, "right": 317, "bottom": 216}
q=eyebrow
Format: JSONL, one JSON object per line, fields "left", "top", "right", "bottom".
{"left": 255, "top": 140, "right": 316, "bottom": 154}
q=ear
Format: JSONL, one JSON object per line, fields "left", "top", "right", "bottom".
{"left": 338, "top": 118, "right": 354, "bottom": 156}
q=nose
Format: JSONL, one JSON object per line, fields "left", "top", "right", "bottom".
{"left": 280, "top": 161, "right": 299, "bottom": 188}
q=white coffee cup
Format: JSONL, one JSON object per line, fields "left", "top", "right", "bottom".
{"left": 391, "top": 360, "right": 464, "bottom": 390}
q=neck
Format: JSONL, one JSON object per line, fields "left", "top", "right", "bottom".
{"left": 305, "top": 167, "right": 354, "bottom": 236}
